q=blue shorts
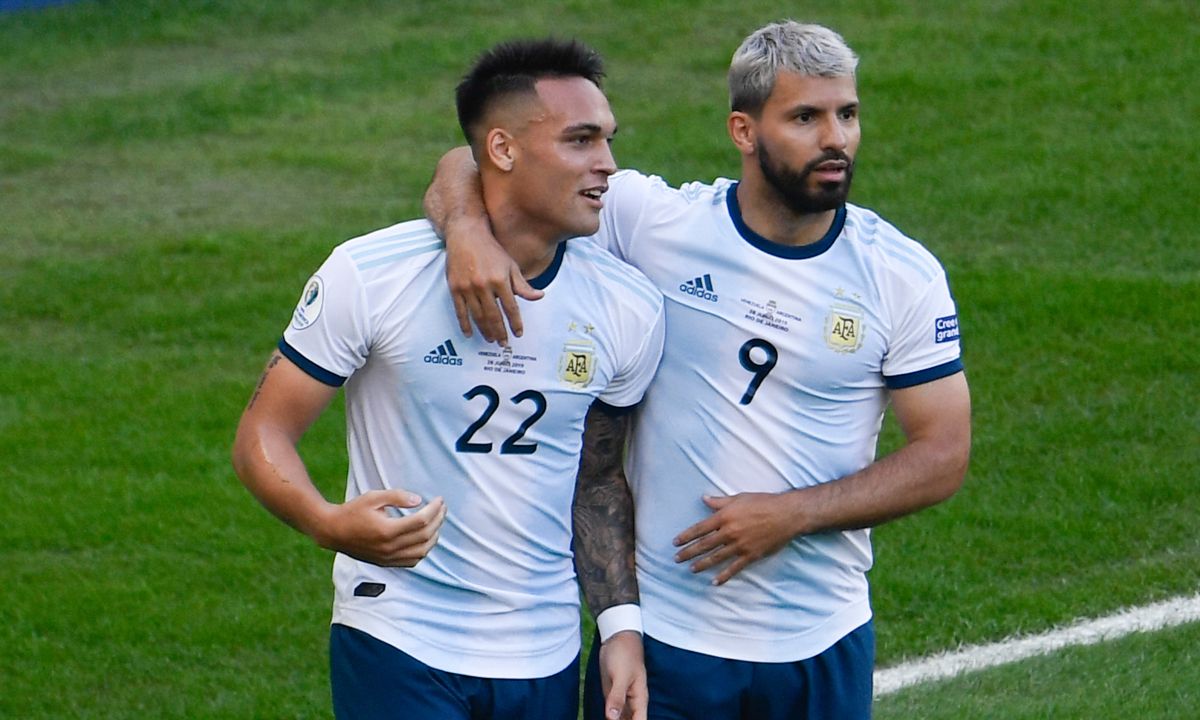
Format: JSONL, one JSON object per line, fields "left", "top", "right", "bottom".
{"left": 330, "top": 624, "right": 580, "bottom": 720}
{"left": 583, "top": 621, "right": 874, "bottom": 720}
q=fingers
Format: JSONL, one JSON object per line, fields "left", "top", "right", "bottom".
{"left": 478, "top": 295, "right": 508, "bottom": 346}
{"left": 605, "top": 685, "right": 627, "bottom": 720}
{"left": 632, "top": 684, "right": 648, "bottom": 720}
{"left": 452, "top": 294, "right": 473, "bottom": 337}
{"left": 464, "top": 290, "right": 504, "bottom": 345}
{"left": 497, "top": 283, "right": 524, "bottom": 340}
{"left": 375, "top": 488, "right": 423, "bottom": 510}
{"left": 457, "top": 265, "right": 545, "bottom": 346}
{"left": 604, "top": 677, "right": 646, "bottom": 720}
{"left": 600, "top": 635, "right": 647, "bottom": 720}
{"left": 388, "top": 518, "right": 444, "bottom": 566}
{"left": 673, "top": 529, "right": 719, "bottom": 563}
{"left": 689, "top": 543, "right": 738, "bottom": 574}
{"left": 512, "top": 270, "right": 545, "bottom": 302}
{"left": 672, "top": 515, "right": 718, "bottom": 549}
{"left": 713, "top": 556, "right": 751, "bottom": 586}
{"left": 380, "top": 498, "right": 446, "bottom": 567}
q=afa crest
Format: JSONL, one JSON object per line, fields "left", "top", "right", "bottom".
{"left": 825, "top": 304, "right": 865, "bottom": 353}
{"left": 559, "top": 340, "right": 595, "bottom": 387}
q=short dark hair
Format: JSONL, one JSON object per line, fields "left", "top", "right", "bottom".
{"left": 456, "top": 38, "right": 605, "bottom": 146}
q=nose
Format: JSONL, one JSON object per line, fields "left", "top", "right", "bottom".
{"left": 820, "top": 116, "right": 848, "bottom": 152}
{"left": 595, "top": 141, "right": 617, "bottom": 176}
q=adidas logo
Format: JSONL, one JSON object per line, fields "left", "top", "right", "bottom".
{"left": 423, "top": 339, "right": 463, "bottom": 366}
{"left": 679, "top": 273, "right": 719, "bottom": 302}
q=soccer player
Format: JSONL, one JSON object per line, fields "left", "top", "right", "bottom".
{"left": 425, "top": 21, "right": 972, "bottom": 720}
{"left": 232, "top": 38, "right": 662, "bottom": 720}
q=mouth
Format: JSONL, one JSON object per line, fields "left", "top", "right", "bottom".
{"left": 811, "top": 160, "right": 848, "bottom": 183}
{"left": 580, "top": 186, "right": 607, "bottom": 208}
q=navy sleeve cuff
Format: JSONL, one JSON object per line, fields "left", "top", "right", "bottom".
{"left": 278, "top": 338, "right": 347, "bottom": 387}
{"left": 884, "top": 358, "right": 964, "bottom": 390}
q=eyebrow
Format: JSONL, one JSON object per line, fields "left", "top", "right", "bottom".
{"left": 562, "top": 122, "right": 618, "bottom": 136}
{"left": 789, "top": 101, "right": 860, "bottom": 114}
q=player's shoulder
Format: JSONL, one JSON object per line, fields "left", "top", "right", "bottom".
{"left": 564, "top": 239, "right": 663, "bottom": 317}
{"left": 610, "top": 169, "right": 733, "bottom": 208}
{"left": 305, "top": 219, "right": 443, "bottom": 307}
{"left": 841, "top": 203, "right": 946, "bottom": 285}
{"left": 334, "top": 218, "right": 444, "bottom": 275}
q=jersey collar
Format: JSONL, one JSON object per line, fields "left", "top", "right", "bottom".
{"left": 528, "top": 240, "right": 567, "bottom": 290}
{"left": 725, "top": 181, "right": 845, "bottom": 259}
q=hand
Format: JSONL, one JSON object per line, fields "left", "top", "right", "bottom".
{"left": 445, "top": 221, "right": 544, "bottom": 346}
{"left": 673, "top": 493, "right": 797, "bottom": 585}
{"left": 598, "top": 630, "right": 647, "bottom": 720}
{"left": 314, "top": 489, "right": 446, "bottom": 567}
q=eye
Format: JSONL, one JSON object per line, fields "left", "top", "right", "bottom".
{"left": 796, "top": 111, "right": 814, "bottom": 123}
{"left": 839, "top": 106, "right": 859, "bottom": 121}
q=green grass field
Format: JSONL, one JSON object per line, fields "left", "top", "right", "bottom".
{"left": 2, "top": 0, "right": 1197, "bottom": 717}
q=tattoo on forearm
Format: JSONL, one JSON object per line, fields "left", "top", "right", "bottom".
{"left": 245, "top": 352, "right": 282, "bottom": 411}
{"left": 573, "top": 406, "right": 638, "bottom": 615}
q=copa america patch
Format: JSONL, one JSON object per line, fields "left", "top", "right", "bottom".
{"left": 292, "top": 275, "right": 325, "bottom": 330}
{"left": 934, "top": 314, "right": 959, "bottom": 343}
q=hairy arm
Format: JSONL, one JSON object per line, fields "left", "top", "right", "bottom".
{"left": 424, "top": 146, "right": 542, "bottom": 345}
{"left": 231, "top": 350, "right": 445, "bottom": 566}
{"left": 675, "top": 371, "right": 971, "bottom": 584}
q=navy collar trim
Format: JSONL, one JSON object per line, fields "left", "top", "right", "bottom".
{"left": 725, "top": 182, "right": 845, "bottom": 259}
{"left": 528, "top": 241, "right": 567, "bottom": 290}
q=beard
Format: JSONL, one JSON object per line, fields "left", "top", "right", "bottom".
{"left": 756, "top": 140, "right": 854, "bottom": 215}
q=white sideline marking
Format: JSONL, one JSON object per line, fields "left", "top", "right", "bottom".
{"left": 874, "top": 591, "right": 1200, "bottom": 697}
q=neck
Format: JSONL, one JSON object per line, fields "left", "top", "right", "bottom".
{"left": 482, "top": 190, "right": 564, "bottom": 279}
{"left": 735, "top": 174, "right": 838, "bottom": 247}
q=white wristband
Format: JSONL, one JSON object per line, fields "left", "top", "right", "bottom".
{"left": 595, "top": 604, "right": 643, "bottom": 643}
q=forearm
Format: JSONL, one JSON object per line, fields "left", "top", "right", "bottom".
{"left": 232, "top": 421, "right": 335, "bottom": 543}
{"left": 231, "top": 351, "right": 340, "bottom": 545}
{"left": 784, "top": 432, "right": 969, "bottom": 536}
{"left": 573, "top": 407, "right": 638, "bottom": 615}
{"left": 423, "top": 146, "right": 486, "bottom": 238}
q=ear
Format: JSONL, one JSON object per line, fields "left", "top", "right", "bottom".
{"left": 727, "top": 111, "right": 756, "bottom": 157}
{"left": 485, "top": 128, "right": 516, "bottom": 173}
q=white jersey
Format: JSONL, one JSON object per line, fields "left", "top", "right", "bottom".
{"left": 281, "top": 218, "right": 665, "bottom": 679}
{"left": 591, "top": 170, "right": 963, "bottom": 663}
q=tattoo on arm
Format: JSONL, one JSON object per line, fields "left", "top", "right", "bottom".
{"left": 245, "top": 352, "right": 283, "bottom": 411}
{"left": 573, "top": 404, "right": 638, "bottom": 616}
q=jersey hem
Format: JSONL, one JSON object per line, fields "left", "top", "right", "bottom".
{"left": 330, "top": 606, "right": 581, "bottom": 679}
{"left": 642, "top": 597, "right": 872, "bottom": 663}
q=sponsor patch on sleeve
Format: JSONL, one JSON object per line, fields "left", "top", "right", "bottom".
{"left": 934, "top": 314, "right": 959, "bottom": 343}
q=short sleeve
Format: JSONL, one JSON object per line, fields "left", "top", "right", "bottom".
{"left": 882, "top": 270, "right": 963, "bottom": 389}
{"left": 597, "top": 298, "right": 666, "bottom": 408}
{"left": 594, "top": 170, "right": 657, "bottom": 261}
{"left": 280, "top": 247, "right": 371, "bottom": 386}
